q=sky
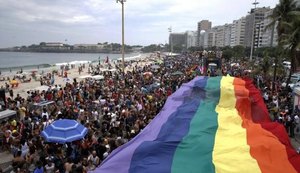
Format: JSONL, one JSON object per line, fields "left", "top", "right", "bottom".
{"left": 0, "top": 0, "right": 278, "bottom": 48}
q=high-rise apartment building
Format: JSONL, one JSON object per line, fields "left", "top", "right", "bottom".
{"left": 244, "top": 7, "right": 271, "bottom": 48}
{"left": 211, "top": 24, "right": 232, "bottom": 48}
{"left": 198, "top": 20, "right": 212, "bottom": 31}
{"left": 185, "top": 31, "right": 198, "bottom": 49}
{"left": 202, "top": 31, "right": 209, "bottom": 48}
{"left": 258, "top": 9, "right": 278, "bottom": 48}
{"left": 169, "top": 33, "right": 186, "bottom": 49}
{"left": 198, "top": 30, "right": 207, "bottom": 48}
{"left": 207, "top": 28, "right": 217, "bottom": 48}
{"left": 197, "top": 20, "right": 212, "bottom": 46}
{"left": 230, "top": 17, "right": 246, "bottom": 47}
{"left": 215, "top": 26, "right": 225, "bottom": 48}
{"left": 169, "top": 6, "right": 278, "bottom": 50}
{"left": 224, "top": 24, "right": 232, "bottom": 47}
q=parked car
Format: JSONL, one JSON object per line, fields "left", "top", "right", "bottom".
{"left": 282, "top": 73, "right": 300, "bottom": 88}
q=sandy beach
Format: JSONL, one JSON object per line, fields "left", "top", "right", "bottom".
{"left": 0, "top": 53, "right": 157, "bottom": 99}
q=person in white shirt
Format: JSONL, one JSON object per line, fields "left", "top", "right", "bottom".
{"left": 110, "top": 113, "right": 117, "bottom": 126}
{"left": 92, "top": 109, "right": 99, "bottom": 120}
{"left": 88, "top": 151, "right": 100, "bottom": 167}
{"left": 136, "top": 102, "right": 142, "bottom": 111}
{"left": 21, "top": 139, "right": 29, "bottom": 158}
{"left": 41, "top": 108, "right": 49, "bottom": 120}
{"left": 45, "top": 159, "right": 55, "bottom": 173}
{"left": 263, "top": 92, "right": 269, "bottom": 101}
{"left": 294, "top": 115, "right": 300, "bottom": 134}
{"left": 294, "top": 115, "right": 299, "bottom": 124}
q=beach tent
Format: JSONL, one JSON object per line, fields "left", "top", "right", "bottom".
{"left": 33, "top": 101, "right": 55, "bottom": 107}
{"left": 162, "top": 52, "right": 179, "bottom": 57}
{"left": 93, "top": 100, "right": 100, "bottom": 104}
{"left": 145, "top": 82, "right": 160, "bottom": 92}
{"left": 94, "top": 76, "right": 300, "bottom": 173}
{"left": 56, "top": 62, "right": 68, "bottom": 66}
{"left": 63, "top": 78, "right": 72, "bottom": 83}
{"left": 34, "top": 74, "right": 42, "bottom": 81}
{"left": 33, "top": 85, "right": 51, "bottom": 91}
{"left": 30, "top": 101, "right": 55, "bottom": 115}
{"left": 117, "top": 54, "right": 142, "bottom": 61}
{"left": 143, "top": 72, "right": 153, "bottom": 77}
{"left": 171, "top": 71, "right": 184, "bottom": 76}
{"left": 109, "top": 69, "right": 117, "bottom": 72}
{"left": 78, "top": 75, "right": 92, "bottom": 79}
{"left": 155, "top": 60, "right": 163, "bottom": 64}
{"left": 92, "top": 75, "right": 104, "bottom": 80}
{"left": 0, "top": 110, "right": 17, "bottom": 122}
{"left": 231, "top": 63, "right": 240, "bottom": 67}
{"left": 101, "top": 69, "right": 117, "bottom": 72}
{"left": 151, "top": 65, "right": 160, "bottom": 69}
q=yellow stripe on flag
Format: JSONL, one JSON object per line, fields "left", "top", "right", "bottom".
{"left": 212, "top": 76, "right": 261, "bottom": 173}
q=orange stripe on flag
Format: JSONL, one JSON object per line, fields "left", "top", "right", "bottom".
{"left": 233, "top": 78, "right": 297, "bottom": 173}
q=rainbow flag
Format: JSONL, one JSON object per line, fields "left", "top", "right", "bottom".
{"left": 93, "top": 76, "right": 300, "bottom": 173}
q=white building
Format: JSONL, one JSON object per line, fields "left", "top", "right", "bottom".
{"left": 73, "top": 44, "right": 105, "bottom": 50}
{"left": 45, "top": 42, "right": 64, "bottom": 47}
{"left": 224, "top": 24, "right": 232, "bottom": 47}
{"left": 209, "top": 24, "right": 232, "bottom": 48}
{"left": 202, "top": 31, "right": 209, "bottom": 48}
{"left": 258, "top": 10, "right": 278, "bottom": 48}
{"left": 41, "top": 42, "right": 67, "bottom": 50}
{"left": 185, "top": 31, "right": 197, "bottom": 48}
{"left": 197, "top": 20, "right": 212, "bottom": 46}
{"left": 215, "top": 26, "right": 225, "bottom": 48}
{"left": 207, "top": 29, "right": 217, "bottom": 48}
{"left": 230, "top": 17, "right": 246, "bottom": 47}
{"left": 244, "top": 7, "right": 271, "bottom": 48}
{"left": 198, "top": 30, "right": 207, "bottom": 48}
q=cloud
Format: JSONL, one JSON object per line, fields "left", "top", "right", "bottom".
{"left": 0, "top": 0, "right": 278, "bottom": 47}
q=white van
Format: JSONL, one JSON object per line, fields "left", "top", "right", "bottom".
{"left": 208, "top": 63, "right": 217, "bottom": 70}
{"left": 283, "top": 61, "right": 291, "bottom": 69}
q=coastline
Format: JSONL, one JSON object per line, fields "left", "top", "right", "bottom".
{"left": 0, "top": 52, "right": 148, "bottom": 73}
{"left": 0, "top": 49, "right": 134, "bottom": 54}
{"left": 0, "top": 53, "right": 156, "bottom": 98}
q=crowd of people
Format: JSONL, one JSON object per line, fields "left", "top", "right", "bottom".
{"left": 0, "top": 54, "right": 194, "bottom": 173}
{"left": 0, "top": 52, "right": 299, "bottom": 173}
{"left": 221, "top": 58, "right": 300, "bottom": 140}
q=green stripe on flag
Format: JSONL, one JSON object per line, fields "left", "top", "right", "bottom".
{"left": 171, "top": 77, "right": 221, "bottom": 173}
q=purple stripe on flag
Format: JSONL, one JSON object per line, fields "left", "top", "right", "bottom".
{"left": 92, "top": 77, "right": 204, "bottom": 173}
{"left": 128, "top": 77, "right": 207, "bottom": 173}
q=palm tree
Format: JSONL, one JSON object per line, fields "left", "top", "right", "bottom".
{"left": 270, "top": 0, "right": 298, "bottom": 40}
{"left": 281, "top": 12, "right": 300, "bottom": 88}
{"left": 269, "top": 0, "right": 299, "bottom": 92}
{"left": 260, "top": 53, "right": 271, "bottom": 79}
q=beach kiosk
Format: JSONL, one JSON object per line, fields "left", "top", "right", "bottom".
{"left": 294, "top": 87, "right": 300, "bottom": 110}
{"left": 92, "top": 75, "right": 105, "bottom": 80}
{"left": 294, "top": 87, "right": 300, "bottom": 136}
{"left": 33, "top": 101, "right": 55, "bottom": 107}
{"left": 0, "top": 110, "right": 17, "bottom": 122}
{"left": 30, "top": 101, "right": 55, "bottom": 113}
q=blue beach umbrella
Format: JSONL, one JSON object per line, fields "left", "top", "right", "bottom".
{"left": 41, "top": 119, "right": 88, "bottom": 144}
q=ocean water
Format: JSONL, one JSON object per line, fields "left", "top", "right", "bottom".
{"left": 0, "top": 52, "right": 141, "bottom": 72}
